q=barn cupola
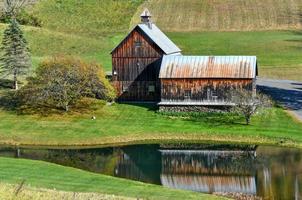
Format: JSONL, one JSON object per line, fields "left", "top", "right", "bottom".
{"left": 140, "top": 8, "right": 152, "bottom": 29}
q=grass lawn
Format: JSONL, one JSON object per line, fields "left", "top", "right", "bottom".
{"left": 0, "top": 157, "right": 227, "bottom": 200}
{"left": 168, "top": 31, "right": 302, "bottom": 81}
{"left": 0, "top": 103, "right": 301, "bottom": 148}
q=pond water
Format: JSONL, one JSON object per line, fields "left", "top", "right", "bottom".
{"left": 0, "top": 144, "right": 301, "bottom": 199}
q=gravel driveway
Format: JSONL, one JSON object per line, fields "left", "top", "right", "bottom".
{"left": 257, "top": 78, "right": 302, "bottom": 121}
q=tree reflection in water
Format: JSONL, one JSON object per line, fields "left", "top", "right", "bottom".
{"left": 0, "top": 144, "right": 301, "bottom": 199}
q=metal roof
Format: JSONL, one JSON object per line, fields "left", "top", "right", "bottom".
{"left": 159, "top": 55, "right": 257, "bottom": 79}
{"left": 111, "top": 23, "right": 181, "bottom": 55}
{"left": 137, "top": 24, "right": 181, "bottom": 54}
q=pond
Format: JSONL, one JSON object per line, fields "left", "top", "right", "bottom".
{"left": 0, "top": 144, "right": 301, "bottom": 199}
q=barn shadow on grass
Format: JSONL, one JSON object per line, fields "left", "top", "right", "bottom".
{"left": 119, "top": 102, "right": 158, "bottom": 111}
{"left": 186, "top": 113, "right": 245, "bottom": 126}
{"left": 161, "top": 111, "right": 246, "bottom": 126}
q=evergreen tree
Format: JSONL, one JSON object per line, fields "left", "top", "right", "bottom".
{"left": 0, "top": 18, "right": 31, "bottom": 90}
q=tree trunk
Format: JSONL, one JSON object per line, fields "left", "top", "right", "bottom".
{"left": 65, "top": 104, "right": 69, "bottom": 112}
{"left": 245, "top": 116, "right": 250, "bottom": 125}
{"left": 14, "top": 71, "right": 18, "bottom": 90}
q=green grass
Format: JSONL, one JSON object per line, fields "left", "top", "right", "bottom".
{"left": 0, "top": 157, "right": 226, "bottom": 200}
{"left": 0, "top": 103, "right": 301, "bottom": 148}
{"left": 1, "top": 0, "right": 301, "bottom": 79}
{"left": 0, "top": 23, "right": 124, "bottom": 71}
{"left": 32, "top": 0, "right": 144, "bottom": 37}
{"left": 2, "top": 22, "right": 302, "bottom": 79}
{"left": 167, "top": 31, "right": 302, "bottom": 81}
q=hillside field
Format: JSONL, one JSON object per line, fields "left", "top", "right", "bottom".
{"left": 0, "top": 0, "right": 301, "bottom": 80}
{"left": 131, "top": 0, "right": 302, "bottom": 32}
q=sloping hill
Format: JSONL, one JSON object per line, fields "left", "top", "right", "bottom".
{"left": 0, "top": 0, "right": 144, "bottom": 70}
{"left": 0, "top": 0, "right": 301, "bottom": 80}
{"left": 32, "top": 0, "right": 144, "bottom": 37}
{"left": 131, "top": 0, "right": 302, "bottom": 32}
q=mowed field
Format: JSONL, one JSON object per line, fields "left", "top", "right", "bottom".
{"left": 0, "top": 103, "right": 301, "bottom": 148}
{"left": 131, "top": 0, "right": 302, "bottom": 32}
{"left": 0, "top": 0, "right": 301, "bottom": 146}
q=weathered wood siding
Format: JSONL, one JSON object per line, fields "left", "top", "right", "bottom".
{"left": 160, "top": 78, "right": 255, "bottom": 102}
{"left": 112, "top": 28, "right": 163, "bottom": 101}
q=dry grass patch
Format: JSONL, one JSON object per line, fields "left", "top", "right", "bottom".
{"left": 131, "top": 0, "right": 302, "bottom": 32}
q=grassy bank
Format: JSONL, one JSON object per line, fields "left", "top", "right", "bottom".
{"left": 0, "top": 157, "right": 227, "bottom": 200}
{"left": 0, "top": 103, "right": 301, "bottom": 148}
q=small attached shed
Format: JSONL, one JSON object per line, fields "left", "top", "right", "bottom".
{"left": 158, "top": 55, "right": 258, "bottom": 110}
{"left": 111, "top": 9, "right": 181, "bottom": 102}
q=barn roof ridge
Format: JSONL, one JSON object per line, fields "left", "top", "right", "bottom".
{"left": 110, "top": 23, "right": 181, "bottom": 55}
{"left": 159, "top": 55, "right": 258, "bottom": 79}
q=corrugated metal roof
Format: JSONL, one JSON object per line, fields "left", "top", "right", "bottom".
{"left": 111, "top": 23, "right": 181, "bottom": 55}
{"left": 159, "top": 55, "right": 257, "bottom": 79}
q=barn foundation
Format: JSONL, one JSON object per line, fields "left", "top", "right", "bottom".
{"left": 158, "top": 105, "right": 232, "bottom": 113}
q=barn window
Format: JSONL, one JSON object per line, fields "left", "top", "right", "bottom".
{"left": 148, "top": 85, "right": 155, "bottom": 93}
{"left": 207, "top": 88, "right": 211, "bottom": 100}
{"left": 134, "top": 41, "right": 142, "bottom": 48}
{"left": 122, "top": 85, "right": 129, "bottom": 92}
{"left": 206, "top": 88, "right": 218, "bottom": 101}
{"left": 134, "top": 41, "right": 142, "bottom": 56}
{"left": 184, "top": 90, "right": 191, "bottom": 99}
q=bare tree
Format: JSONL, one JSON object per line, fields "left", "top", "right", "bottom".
{"left": 229, "top": 89, "right": 272, "bottom": 125}
{"left": 3, "top": 0, "right": 29, "bottom": 18}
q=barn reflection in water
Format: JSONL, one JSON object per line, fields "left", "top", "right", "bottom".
{"left": 113, "top": 145, "right": 302, "bottom": 199}
{"left": 1, "top": 144, "right": 301, "bottom": 199}
{"left": 159, "top": 149, "right": 257, "bottom": 194}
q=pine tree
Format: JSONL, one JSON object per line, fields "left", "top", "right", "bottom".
{"left": 0, "top": 18, "right": 31, "bottom": 90}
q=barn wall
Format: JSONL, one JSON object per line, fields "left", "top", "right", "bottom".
{"left": 160, "top": 78, "right": 254, "bottom": 102}
{"left": 112, "top": 28, "right": 163, "bottom": 101}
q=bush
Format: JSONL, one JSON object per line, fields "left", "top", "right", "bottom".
{"left": 19, "top": 56, "right": 116, "bottom": 112}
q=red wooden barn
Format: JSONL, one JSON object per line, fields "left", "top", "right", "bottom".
{"left": 111, "top": 9, "right": 258, "bottom": 110}
{"left": 111, "top": 9, "right": 181, "bottom": 102}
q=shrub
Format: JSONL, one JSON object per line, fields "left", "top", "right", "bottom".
{"left": 19, "top": 56, "right": 116, "bottom": 112}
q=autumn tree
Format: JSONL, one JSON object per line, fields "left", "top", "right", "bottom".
{"left": 2, "top": 0, "right": 30, "bottom": 17}
{"left": 20, "top": 56, "right": 115, "bottom": 112}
